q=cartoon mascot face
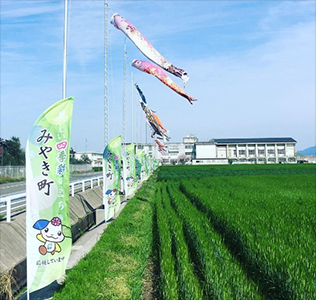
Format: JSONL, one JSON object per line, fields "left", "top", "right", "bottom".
{"left": 33, "top": 217, "right": 66, "bottom": 255}
{"left": 126, "top": 176, "right": 134, "bottom": 187}
{"left": 106, "top": 189, "right": 117, "bottom": 204}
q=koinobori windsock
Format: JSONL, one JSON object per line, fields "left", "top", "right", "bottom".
{"left": 132, "top": 60, "right": 197, "bottom": 105}
{"left": 110, "top": 13, "right": 189, "bottom": 86}
{"left": 152, "top": 112, "right": 169, "bottom": 133}
{"left": 135, "top": 83, "right": 170, "bottom": 141}
{"left": 135, "top": 82, "right": 147, "bottom": 104}
{"left": 155, "top": 138, "right": 167, "bottom": 154}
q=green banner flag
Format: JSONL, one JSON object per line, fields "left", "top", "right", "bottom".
{"left": 26, "top": 97, "right": 74, "bottom": 293}
{"left": 154, "top": 158, "right": 160, "bottom": 170}
{"left": 135, "top": 150, "right": 142, "bottom": 183}
{"left": 103, "top": 136, "right": 122, "bottom": 221}
{"left": 144, "top": 154, "right": 149, "bottom": 180}
{"left": 147, "top": 155, "right": 153, "bottom": 175}
{"left": 136, "top": 149, "right": 145, "bottom": 182}
{"left": 140, "top": 150, "right": 149, "bottom": 181}
{"left": 122, "top": 143, "right": 136, "bottom": 197}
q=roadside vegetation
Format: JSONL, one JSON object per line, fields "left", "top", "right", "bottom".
{"left": 0, "top": 176, "right": 25, "bottom": 184}
{"left": 52, "top": 164, "right": 316, "bottom": 299}
{"left": 53, "top": 175, "right": 158, "bottom": 300}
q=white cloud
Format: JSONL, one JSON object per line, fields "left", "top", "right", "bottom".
{"left": 65, "top": 1, "right": 105, "bottom": 67}
{"left": 1, "top": 1, "right": 315, "bottom": 151}
{"left": 259, "top": 1, "right": 315, "bottom": 30}
{"left": 1, "top": 1, "right": 62, "bottom": 20}
{"left": 178, "top": 20, "right": 315, "bottom": 148}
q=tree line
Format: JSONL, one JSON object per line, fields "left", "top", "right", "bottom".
{"left": 0, "top": 136, "right": 91, "bottom": 166}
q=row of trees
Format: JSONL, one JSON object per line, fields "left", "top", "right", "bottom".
{"left": 0, "top": 136, "right": 25, "bottom": 165}
{"left": 0, "top": 137, "right": 91, "bottom": 166}
{"left": 70, "top": 148, "right": 92, "bottom": 164}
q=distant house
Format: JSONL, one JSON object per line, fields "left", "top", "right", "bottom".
{"left": 192, "top": 137, "right": 297, "bottom": 165}
{"left": 74, "top": 151, "right": 103, "bottom": 167}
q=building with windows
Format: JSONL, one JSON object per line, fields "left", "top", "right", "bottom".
{"left": 192, "top": 137, "right": 297, "bottom": 164}
{"left": 123, "top": 136, "right": 298, "bottom": 165}
{"left": 134, "top": 134, "right": 197, "bottom": 165}
{"left": 72, "top": 136, "right": 298, "bottom": 167}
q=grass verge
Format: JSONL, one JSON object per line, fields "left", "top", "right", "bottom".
{"left": 52, "top": 175, "right": 157, "bottom": 300}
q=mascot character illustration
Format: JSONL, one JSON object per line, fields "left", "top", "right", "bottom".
{"left": 33, "top": 217, "right": 69, "bottom": 255}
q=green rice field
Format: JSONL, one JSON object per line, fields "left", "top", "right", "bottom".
{"left": 53, "top": 164, "right": 316, "bottom": 300}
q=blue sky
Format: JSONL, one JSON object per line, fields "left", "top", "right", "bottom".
{"left": 1, "top": 1, "right": 315, "bottom": 152}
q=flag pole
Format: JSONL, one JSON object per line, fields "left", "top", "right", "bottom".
{"left": 122, "top": 39, "right": 126, "bottom": 145}
{"left": 103, "top": 0, "right": 109, "bottom": 222}
{"left": 62, "top": 0, "right": 68, "bottom": 99}
{"left": 121, "top": 40, "right": 127, "bottom": 196}
{"left": 27, "top": 0, "right": 68, "bottom": 297}
{"left": 131, "top": 72, "right": 134, "bottom": 142}
{"left": 104, "top": 0, "right": 109, "bottom": 147}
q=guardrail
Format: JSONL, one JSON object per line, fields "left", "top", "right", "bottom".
{"left": 0, "top": 164, "right": 93, "bottom": 179}
{"left": 70, "top": 176, "right": 103, "bottom": 196}
{"left": 0, "top": 176, "right": 103, "bottom": 222}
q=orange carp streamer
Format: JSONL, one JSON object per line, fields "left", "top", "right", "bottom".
{"left": 132, "top": 60, "right": 197, "bottom": 105}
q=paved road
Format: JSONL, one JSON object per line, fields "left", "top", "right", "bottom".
{"left": 0, "top": 181, "right": 26, "bottom": 196}
{"left": 0, "top": 172, "right": 102, "bottom": 196}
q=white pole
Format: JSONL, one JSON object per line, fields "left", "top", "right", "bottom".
{"left": 104, "top": 0, "right": 108, "bottom": 222}
{"left": 131, "top": 72, "right": 134, "bottom": 142}
{"left": 122, "top": 40, "right": 126, "bottom": 144}
{"left": 145, "top": 119, "right": 147, "bottom": 144}
{"left": 62, "top": 0, "right": 68, "bottom": 99}
{"left": 135, "top": 90, "right": 138, "bottom": 146}
{"left": 104, "top": 0, "right": 109, "bottom": 147}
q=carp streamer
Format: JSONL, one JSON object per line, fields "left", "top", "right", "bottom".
{"left": 111, "top": 13, "right": 189, "bottom": 86}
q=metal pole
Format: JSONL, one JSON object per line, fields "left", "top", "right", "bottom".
{"left": 104, "top": 0, "right": 109, "bottom": 223}
{"left": 131, "top": 72, "right": 134, "bottom": 142}
{"left": 62, "top": 0, "right": 68, "bottom": 99}
{"left": 135, "top": 89, "right": 138, "bottom": 146}
{"left": 121, "top": 42, "right": 127, "bottom": 196}
{"left": 145, "top": 120, "right": 147, "bottom": 143}
{"left": 104, "top": 0, "right": 109, "bottom": 147}
{"left": 122, "top": 40, "right": 126, "bottom": 144}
